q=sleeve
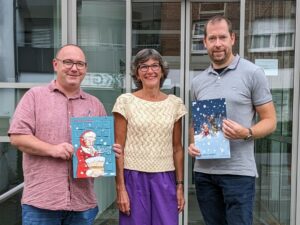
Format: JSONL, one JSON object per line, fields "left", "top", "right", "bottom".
{"left": 112, "top": 94, "right": 128, "bottom": 119}
{"left": 251, "top": 67, "right": 273, "bottom": 106}
{"left": 173, "top": 96, "right": 187, "bottom": 122}
{"left": 88, "top": 95, "right": 107, "bottom": 117}
{"left": 8, "top": 89, "right": 36, "bottom": 135}
{"left": 96, "top": 99, "right": 107, "bottom": 116}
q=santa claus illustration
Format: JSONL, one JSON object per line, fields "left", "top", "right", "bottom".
{"left": 76, "top": 130, "right": 105, "bottom": 178}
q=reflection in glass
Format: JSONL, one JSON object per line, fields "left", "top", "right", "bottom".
{"left": 0, "top": 89, "right": 29, "bottom": 136}
{"left": 245, "top": 1, "right": 295, "bottom": 224}
{"left": 132, "top": 2, "right": 181, "bottom": 96}
{"left": 77, "top": 1, "right": 126, "bottom": 222}
{"left": 252, "top": 35, "right": 271, "bottom": 49}
{"left": 0, "top": 1, "right": 14, "bottom": 83}
{"left": 77, "top": 0, "right": 125, "bottom": 114}
{"left": 13, "top": 0, "right": 61, "bottom": 83}
{"left": 275, "top": 33, "right": 293, "bottom": 48}
{"left": 188, "top": 3, "right": 240, "bottom": 224}
{"left": 0, "top": 143, "right": 23, "bottom": 225}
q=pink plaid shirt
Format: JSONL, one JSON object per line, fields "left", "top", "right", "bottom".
{"left": 8, "top": 80, "right": 106, "bottom": 211}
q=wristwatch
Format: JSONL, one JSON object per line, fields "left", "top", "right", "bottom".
{"left": 244, "top": 128, "right": 253, "bottom": 141}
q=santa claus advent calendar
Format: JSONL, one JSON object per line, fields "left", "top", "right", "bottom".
{"left": 71, "top": 116, "right": 116, "bottom": 178}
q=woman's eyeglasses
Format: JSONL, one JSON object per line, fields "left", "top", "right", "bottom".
{"left": 138, "top": 64, "right": 161, "bottom": 72}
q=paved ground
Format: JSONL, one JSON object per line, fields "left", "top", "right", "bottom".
{"left": 93, "top": 202, "right": 118, "bottom": 225}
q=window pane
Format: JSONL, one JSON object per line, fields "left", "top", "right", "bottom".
{"left": 132, "top": 2, "right": 181, "bottom": 95}
{"left": 0, "top": 1, "right": 14, "bottom": 82}
{"left": 189, "top": 2, "right": 241, "bottom": 224}
{"left": 276, "top": 33, "right": 293, "bottom": 48}
{"left": 0, "top": 142, "right": 23, "bottom": 225}
{"left": 252, "top": 36, "right": 260, "bottom": 48}
{"left": 0, "top": 89, "right": 29, "bottom": 136}
{"left": 77, "top": 0, "right": 126, "bottom": 114}
{"left": 76, "top": 1, "right": 125, "bottom": 221}
{"left": 252, "top": 35, "right": 270, "bottom": 49}
{"left": 276, "top": 34, "right": 286, "bottom": 47}
{"left": 286, "top": 33, "right": 293, "bottom": 47}
{"left": 245, "top": 1, "right": 296, "bottom": 224}
{"left": 0, "top": 0, "right": 61, "bottom": 83}
{"left": 262, "top": 35, "right": 271, "bottom": 48}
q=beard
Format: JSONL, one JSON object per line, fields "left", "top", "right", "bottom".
{"left": 208, "top": 49, "right": 231, "bottom": 66}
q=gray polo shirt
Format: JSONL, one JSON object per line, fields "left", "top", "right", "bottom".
{"left": 191, "top": 55, "right": 272, "bottom": 177}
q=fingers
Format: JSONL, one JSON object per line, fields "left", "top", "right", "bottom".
{"left": 222, "top": 119, "right": 246, "bottom": 139}
{"left": 188, "top": 143, "right": 200, "bottom": 157}
{"left": 117, "top": 190, "right": 130, "bottom": 215}
{"left": 113, "top": 143, "right": 123, "bottom": 158}
{"left": 125, "top": 209, "right": 131, "bottom": 216}
{"left": 118, "top": 201, "right": 130, "bottom": 215}
{"left": 177, "top": 188, "right": 185, "bottom": 213}
{"left": 62, "top": 143, "right": 73, "bottom": 160}
{"left": 178, "top": 199, "right": 185, "bottom": 213}
{"left": 177, "top": 196, "right": 185, "bottom": 212}
{"left": 52, "top": 143, "right": 74, "bottom": 160}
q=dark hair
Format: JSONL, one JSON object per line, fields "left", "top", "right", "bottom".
{"left": 204, "top": 15, "right": 233, "bottom": 37}
{"left": 131, "top": 49, "right": 169, "bottom": 90}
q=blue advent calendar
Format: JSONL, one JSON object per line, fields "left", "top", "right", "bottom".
{"left": 192, "top": 98, "right": 231, "bottom": 159}
{"left": 71, "top": 116, "right": 116, "bottom": 178}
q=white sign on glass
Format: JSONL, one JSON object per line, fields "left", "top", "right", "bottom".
{"left": 255, "top": 59, "right": 278, "bottom": 76}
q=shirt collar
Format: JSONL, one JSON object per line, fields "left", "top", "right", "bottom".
{"left": 208, "top": 54, "right": 240, "bottom": 75}
{"left": 48, "top": 80, "right": 87, "bottom": 99}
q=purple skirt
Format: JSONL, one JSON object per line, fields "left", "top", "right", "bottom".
{"left": 119, "top": 169, "right": 179, "bottom": 225}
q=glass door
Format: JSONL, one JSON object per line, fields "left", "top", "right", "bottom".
{"left": 76, "top": 0, "right": 126, "bottom": 222}
{"left": 77, "top": 0, "right": 126, "bottom": 113}
{"left": 188, "top": 2, "right": 241, "bottom": 224}
{"left": 131, "top": 1, "right": 183, "bottom": 97}
{"left": 245, "top": 1, "right": 295, "bottom": 224}
{"left": 0, "top": 1, "right": 62, "bottom": 225}
{"left": 187, "top": 1, "right": 295, "bottom": 225}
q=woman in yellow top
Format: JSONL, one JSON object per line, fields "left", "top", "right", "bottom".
{"left": 112, "top": 48, "right": 187, "bottom": 225}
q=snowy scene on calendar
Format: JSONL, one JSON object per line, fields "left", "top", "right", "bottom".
{"left": 192, "top": 98, "right": 230, "bottom": 159}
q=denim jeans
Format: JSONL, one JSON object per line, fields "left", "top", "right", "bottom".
{"left": 194, "top": 172, "right": 255, "bottom": 225}
{"left": 22, "top": 204, "right": 98, "bottom": 225}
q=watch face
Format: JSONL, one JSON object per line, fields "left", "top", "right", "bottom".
{"left": 244, "top": 128, "right": 253, "bottom": 140}
{"left": 245, "top": 134, "right": 253, "bottom": 140}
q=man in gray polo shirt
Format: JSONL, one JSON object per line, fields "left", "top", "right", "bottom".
{"left": 188, "top": 15, "right": 276, "bottom": 225}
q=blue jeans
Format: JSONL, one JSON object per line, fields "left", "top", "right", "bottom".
{"left": 194, "top": 172, "right": 255, "bottom": 225}
{"left": 22, "top": 204, "right": 98, "bottom": 225}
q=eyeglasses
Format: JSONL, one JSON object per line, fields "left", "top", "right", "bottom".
{"left": 56, "top": 58, "right": 87, "bottom": 70}
{"left": 138, "top": 64, "right": 161, "bottom": 72}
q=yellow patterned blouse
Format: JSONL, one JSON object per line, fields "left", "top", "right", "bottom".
{"left": 112, "top": 93, "right": 187, "bottom": 172}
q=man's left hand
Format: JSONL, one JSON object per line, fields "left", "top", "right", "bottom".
{"left": 222, "top": 119, "right": 248, "bottom": 140}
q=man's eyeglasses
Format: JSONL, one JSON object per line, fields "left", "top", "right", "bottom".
{"left": 138, "top": 64, "right": 161, "bottom": 72}
{"left": 56, "top": 58, "right": 87, "bottom": 70}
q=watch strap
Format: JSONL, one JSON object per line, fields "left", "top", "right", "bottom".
{"left": 244, "top": 128, "right": 253, "bottom": 140}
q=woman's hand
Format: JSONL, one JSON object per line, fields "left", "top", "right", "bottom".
{"left": 117, "top": 188, "right": 131, "bottom": 215}
{"left": 176, "top": 184, "right": 185, "bottom": 212}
